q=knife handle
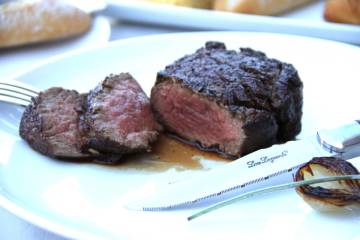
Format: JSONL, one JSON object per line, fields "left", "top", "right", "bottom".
{"left": 317, "top": 120, "right": 360, "bottom": 156}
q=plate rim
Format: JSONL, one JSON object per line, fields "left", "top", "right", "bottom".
{"left": 0, "top": 15, "right": 111, "bottom": 80}
{"left": 0, "top": 192, "right": 103, "bottom": 240}
{"left": 13, "top": 30, "right": 360, "bottom": 81}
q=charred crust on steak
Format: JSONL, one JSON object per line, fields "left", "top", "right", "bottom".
{"left": 81, "top": 73, "right": 160, "bottom": 158}
{"left": 151, "top": 41, "right": 303, "bottom": 158}
{"left": 19, "top": 96, "right": 51, "bottom": 156}
{"left": 19, "top": 87, "right": 90, "bottom": 158}
{"left": 20, "top": 74, "right": 160, "bottom": 164}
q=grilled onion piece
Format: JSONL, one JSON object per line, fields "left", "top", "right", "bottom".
{"left": 294, "top": 157, "right": 360, "bottom": 211}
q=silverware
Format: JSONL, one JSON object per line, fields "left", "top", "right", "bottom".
{"left": 188, "top": 172, "right": 360, "bottom": 221}
{"left": 0, "top": 80, "right": 38, "bottom": 107}
{"left": 125, "top": 121, "right": 360, "bottom": 211}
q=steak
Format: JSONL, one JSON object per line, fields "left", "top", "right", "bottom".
{"left": 19, "top": 87, "right": 88, "bottom": 158}
{"left": 20, "top": 73, "right": 160, "bottom": 163}
{"left": 151, "top": 41, "right": 303, "bottom": 158}
{"left": 81, "top": 73, "right": 160, "bottom": 157}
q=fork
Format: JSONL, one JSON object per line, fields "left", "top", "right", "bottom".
{"left": 0, "top": 79, "right": 39, "bottom": 107}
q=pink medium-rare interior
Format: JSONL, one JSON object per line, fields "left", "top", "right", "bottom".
{"left": 151, "top": 82, "right": 246, "bottom": 156}
{"left": 92, "top": 78, "right": 158, "bottom": 147}
{"left": 39, "top": 88, "right": 83, "bottom": 156}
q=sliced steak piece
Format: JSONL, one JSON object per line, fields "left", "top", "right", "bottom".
{"left": 151, "top": 41, "right": 303, "bottom": 158}
{"left": 19, "top": 87, "right": 88, "bottom": 158}
{"left": 82, "top": 73, "right": 160, "bottom": 157}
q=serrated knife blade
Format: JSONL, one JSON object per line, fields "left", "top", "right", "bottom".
{"left": 125, "top": 120, "right": 360, "bottom": 211}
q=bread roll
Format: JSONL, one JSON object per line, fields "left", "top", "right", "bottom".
{"left": 213, "top": 0, "right": 315, "bottom": 15}
{"left": 324, "top": 0, "right": 360, "bottom": 24}
{"left": 0, "top": 0, "right": 91, "bottom": 48}
{"left": 147, "top": 0, "right": 213, "bottom": 9}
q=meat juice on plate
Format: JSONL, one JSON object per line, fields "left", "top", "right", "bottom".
{"left": 116, "top": 134, "right": 230, "bottom": 172}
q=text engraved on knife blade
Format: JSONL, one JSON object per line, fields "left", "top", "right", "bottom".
{"left": 247, "top": 150, "right": 288, "bottom": 168}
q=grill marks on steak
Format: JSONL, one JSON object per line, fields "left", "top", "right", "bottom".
{"left": 19, "top": 73, "right": 160, "bottom": 163}
{"left": 19, "top": 88, "right": 88, "bottom": 158}
{"left": 81, "top": 73, "right": 160, "bottom": 156}
{"left": 151, "top": 41, "right": 303, "bottom": 158}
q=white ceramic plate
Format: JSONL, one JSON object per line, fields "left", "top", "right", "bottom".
{"left": 105, "top": 0, "right": 360, "bottom": 44}
{"left": 1, "top": 32, "right": 360, "bottom": 240}
{"left": 0, "top": 16, "right": 111, "bottom": 78}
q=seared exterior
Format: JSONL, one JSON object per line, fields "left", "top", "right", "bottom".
{"left": 19, "top": 87, "right": 88, "bottom": 158}
{"left": 151, "top": 41, "right": 303, "bottom": 158}
{"left": 82, "top": 73, "right": 160, "bottom": 157}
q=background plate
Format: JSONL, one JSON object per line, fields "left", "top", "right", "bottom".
{"left": 0, "top": 16, "right": 111, "bottom": 78}
{"left": 105, "top": 0, "right": 360, "bottom": 44}
{"left": 0, "top": 32, "right": 360, "bottom": 240}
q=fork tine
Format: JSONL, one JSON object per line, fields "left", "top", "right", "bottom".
{"left": 0, "top": 79, "right": 39, "bottom": 107}
{"left": 0, "top": 93, "right": 32, "bottom": 102}
{"left": 0, "top": 93, "right": 31, "bottom": 107}
{"left": 0, "top": 87, "right": 35, "bottom": 98}
{"left": 0, "top": 85, "right": 34, "bottom": 106}
{"left": 0, "top": 81, "right": 39, "bottom": 95}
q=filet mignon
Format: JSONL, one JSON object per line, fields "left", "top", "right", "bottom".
{"left": 81, "top": 73, "right": 160, "bottom": 156}
{"left": 19, "top": 87, "right": 88, "bottom": 158}
{"left": 151, "top": 41, "right": 303, "bottom": 158}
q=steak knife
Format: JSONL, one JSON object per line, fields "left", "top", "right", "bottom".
{"left": 126, "top": 120, "right": 360, "bottom": 211}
